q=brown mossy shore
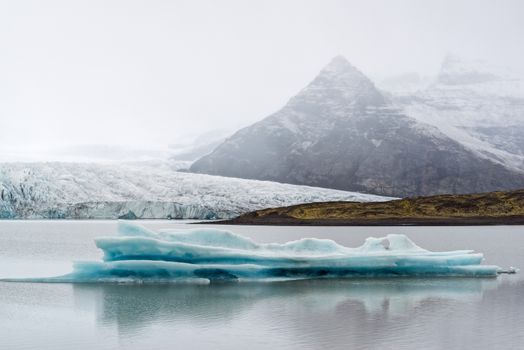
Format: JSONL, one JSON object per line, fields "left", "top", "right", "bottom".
{"left": 211, "top": 190, "right": 524, "bottom": 226}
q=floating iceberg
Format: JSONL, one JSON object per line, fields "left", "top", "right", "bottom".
{"left": 8, "top": 222, "right": 503, "bottom": 283}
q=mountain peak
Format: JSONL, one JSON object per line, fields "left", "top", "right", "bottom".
{"left": 319, "top": 55, "right": 365, "bottom": 78}
{"left": 293, "top": 55, "right": 384, "bottom": 107}
{"left": 323, "top": 55, "right": 353, "bottom": 70}
{"left": 190, "top": 57, "right": 524, "bottom": 198}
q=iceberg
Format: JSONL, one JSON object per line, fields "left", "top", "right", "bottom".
{"left": 7, "top": 222, "right": 503, "bottom": 283}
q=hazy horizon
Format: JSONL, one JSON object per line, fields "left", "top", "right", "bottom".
{"left": 2, "top": 0, "right": 524, "bottom": 161}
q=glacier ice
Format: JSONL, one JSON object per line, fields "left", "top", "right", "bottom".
{"left": 0, "top": 162, "right": 392, "bottom": 219}
{"left": 5, "top": 222, "right": 503, "bottom": 283}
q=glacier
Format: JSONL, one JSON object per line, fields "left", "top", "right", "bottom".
{"left": 0, "top": 161, "right": 391, "bottom": 220}
{"left": 7, "top": 222, "right": 503, "bottom": 283}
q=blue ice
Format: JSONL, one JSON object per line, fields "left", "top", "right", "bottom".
{"left": 9, "top": 222, "right": 502, "bottom": 283}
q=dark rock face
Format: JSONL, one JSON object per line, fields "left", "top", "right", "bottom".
{"left": 191, "top": 56, "right": 524, "bottom": 197}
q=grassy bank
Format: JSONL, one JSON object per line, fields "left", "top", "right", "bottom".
{"left": 216, "top": 190, "right": 524, "bottom": 226}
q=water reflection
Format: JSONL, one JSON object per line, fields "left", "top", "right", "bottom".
{"left": 74, "top": 278, "right": 500, "bottom": 331}
{"left": 72, "top": 278, "right": 524, "bottom": 349}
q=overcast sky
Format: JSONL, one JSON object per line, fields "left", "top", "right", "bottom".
{"left": 1, "top": 0, "right": 523, "bottom": 158}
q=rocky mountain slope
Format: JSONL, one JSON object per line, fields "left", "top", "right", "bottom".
{"left": 0, "top": 162, "right": 389, "bottom": 219}
{"left": 191, "top": 56, "right": 524, "bottom": 197}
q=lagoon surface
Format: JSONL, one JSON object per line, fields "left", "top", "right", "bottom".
{"left": 0, "top": 221, "right": 523, "bottom": 350}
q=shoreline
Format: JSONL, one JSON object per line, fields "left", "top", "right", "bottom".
{"left": 209, "top": 190, "right": 524, "bottom": 226}
{"left": 209, "top": 215, "right": 524, "bottom": 226}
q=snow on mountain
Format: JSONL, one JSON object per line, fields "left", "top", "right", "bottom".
{"left": 191, "top": 56, "right": 524, "bottom": 197}
{"left": 0, "top": 162, "right": 391, "bottom": 219}
{"left": 398, "top": 55, "right": 524, "bottom": 171}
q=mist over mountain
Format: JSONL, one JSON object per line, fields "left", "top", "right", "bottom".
{"left": 376, "top": 72, "right": 433, "bottom": 96}
{"left": 169, "top": 129, "right": 232, "bottom": 162}
{"left": 191, "top": 56, "right": 524, "bottom": 197}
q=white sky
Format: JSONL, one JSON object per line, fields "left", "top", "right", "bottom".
{"left": 1, "top": 0, "right": 523, "bottom": 157}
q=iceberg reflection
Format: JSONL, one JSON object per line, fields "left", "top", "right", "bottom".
{"left": 73, "top": 278, "right": 500, "bottom": 333}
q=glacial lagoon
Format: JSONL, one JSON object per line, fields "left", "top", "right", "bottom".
{"left": 0, "top": 220, "right": 523, "bottom": 349}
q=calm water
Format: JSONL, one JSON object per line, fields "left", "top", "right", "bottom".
{"left": 0, "top": 221, "right": 523, "bottom": 350}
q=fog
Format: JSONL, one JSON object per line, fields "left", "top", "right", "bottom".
{"left": 1, "top": 0, "right": 523, "bottom": 160}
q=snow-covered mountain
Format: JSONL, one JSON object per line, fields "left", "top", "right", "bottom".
{"left": 398, "top": 55, "right": 524, "bottom": 172}
{"left": 0, "top": 162, "right": 390, "bottom": 219}
{"left": 191, "top": 56, "right": 524, "bottom": 197}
